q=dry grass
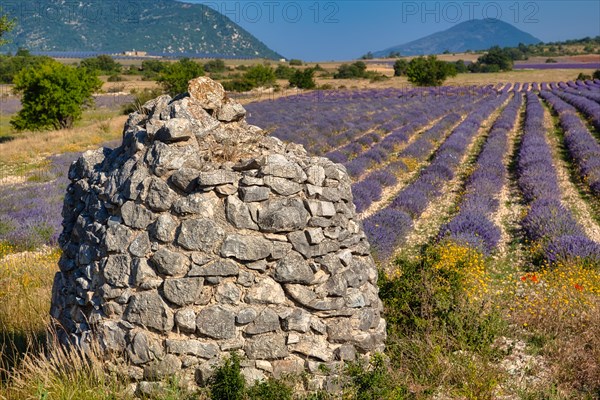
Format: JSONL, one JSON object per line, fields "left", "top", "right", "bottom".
{"left": 0, "top": 114, "right": 126, "bottom": 168}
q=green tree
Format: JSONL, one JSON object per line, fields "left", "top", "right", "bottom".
{"left": 80, "top": 55, "right": 122, "bottom": 75}
{"left": 393, "top": 59, "right": 409, "bottom": 76}
{"left": 334, "top": 61, "right": 367, "bottom": 79}
{"left": 140, "top": 59, "right": 167, "bottom": 79}
{"left": 275, "top": 64, "right": 295, "bottom": 79}
{"left": 157, "top": 58, "right": 204, "bottom": 96}
{"left": 406, "top": 56, "right": 457, "bottom": 86}
{"left": 593, "top": 70, "right": 600, "bottom": 80}
{"left": 288, "top": 59, "right": 303, "bottom": 66}
{"left": 204, "top": 58, "right": 226, "bottom": 73}
{"left": 470, "top": 46, "right": 514, "bottom": 72}
{"left": 0, "top": 8, "right": 15, "bottom": 46}
{"left": 243, "top": 64, "right": 276, "bottom": 87}
{"left": 10, "top": 59, "right": 102, "bottom": 131}
{"left": 0, "top": 52, "right": 53, "bottom": 83}
{"left": 289, "top": 68, "right": 316, "bottom": 89}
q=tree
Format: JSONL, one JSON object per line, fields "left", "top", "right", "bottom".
{"left": 0, "top": 8, "right": 15, "bottom": 46}
{"left": 361, "top": 52, "right": 374, "bottom": 60}
{"left": 334, "top": 61, "right": 367, "bottom": 79}
{"left": 140, "top": 59, "right": 167, "bottom": 79}
{"left": 593, "top": 70, "right": 600, "bottom": 80}
{"left": 222, "top": 64, "right": 276, "bottom": 92}
{"left": 204, "top": 58, "right": 226, "bottom": 73}
{"left": 469, "top": 46, "right": 514, "bottom": 72}
{"left": 158, "top": 58, "right": 204, "bottom": 96}
{"left": 289, "top": 59, "right": 303, "bottom": 66}
{"left": 242, "top": 64, "right": 276, "bottom": 87}
{"left": 393, "top": 59, "right": 409, "bottom": 76}
{"left": 406, "top": 56, "right": 457, "bottom": 86}
{"left": 289, "top": 68, "right": 316, "bottom": 89}
{"left": 10, "top": 59, "right": 102, "bottom": 131}
{"left": 275, "top": 64, "right": 295, "bottom": 79}
{"left": 80, "top": 55, "right": 122, "bottom": 75}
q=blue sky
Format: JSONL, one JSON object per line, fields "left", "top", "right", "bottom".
{"left": 182, "top": 1, "right": 600, "bottom": 61}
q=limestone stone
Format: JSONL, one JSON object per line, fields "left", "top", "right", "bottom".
{"left": 124, "top": 292, "right": 174, "bottom": 333}
{"left": 146, "top": 177, "right": 174, "bottom": 212}
{"left": 174, "top": 309, "right": 196, "bottom": 333}
{"left": 196, "top": 305, "right": 236, "bottom": 340}
{"left": 150, "top": 248, "right": 189, "bottom": 276}
{"left": 155, "top": 118, "right": 193, "bottom": 143}
{"left": 274, "top": 251, "right": 314, "bottom": 284}
{"left": 165, "top": 339, "right": 218, "bottom": 359}
{"left": 220, "top": 234, "right": 272, "bottom": 261}
{"left": 239, "top": 186, "right": 270, "bottom": 202}
{"left": 177, "top": 218, "right": 225, "bottom": 252}
{"left": 245, "top": 308, "right": 280, "bottom": 335}
{"left": 188, "top": 259, "right": 239, "bottom": 277}
{"left": 163, "top": 277, "right": 204, "bottom": 306}
{"left": 257, "top": 199, "right": 309, "bottom": 233}
{"left": 244, "top": 277, "right": 286, "bottom": 305}
{"left": 244, "top": 333, "right": 288, "bottom": 360}
{"left": 188, "top": 77, "right": 225, "bottom": 110}
{"left": 121, "top": 202, "right": 156, "bottom": 229}
{"left": 226, "top": 196, "right": 259, "bottom": 230}
{"left": 143, "top": 354, "right": 182, "bottom": 380}
{"left": 151, "top": 214, "right": 178, "bottom": 243}
{"left": 104, "top": 255, "right": 131, "bottom": 288}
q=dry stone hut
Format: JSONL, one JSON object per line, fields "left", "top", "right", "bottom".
{"left": 51, "top": 77, "right": 386, "bottom": 389}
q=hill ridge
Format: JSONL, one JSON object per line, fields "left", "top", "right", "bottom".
{"left": 0, "top": 0, "right": 283, "bottom": 59}
{"left": 373, "top": 18, "right": 541, "bottom": 57}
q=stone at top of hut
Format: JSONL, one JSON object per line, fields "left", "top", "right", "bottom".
{"left": 51, "top": 76, "right": 386, "bottom": 392}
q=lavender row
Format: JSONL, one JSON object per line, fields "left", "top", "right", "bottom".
{"left": 351, "top": 113, "right": 462, "bottom": 213}
{"left": 363, "top": 92, "right": 509, "bottom": 261}
{"left": 349, "top": 93, "right": 503, "bottom": 213}
{"left": 553, "top": 90, "right": 600, "bottom": 132}
{"left": 438, "top": 93, "right": 523, "bottom": 254}
{"left": 540, "top": 90, "right": 600, "bottom": 196}
{"left": 246, "top": 87, "right": 496, "bottom": 157}
{"left": 517, "top": 92, "right": 600, "bottom": 266}
{"left": 342, "top": 91, "right": 481, "bottom": 178}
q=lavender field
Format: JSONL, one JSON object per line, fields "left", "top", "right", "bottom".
{"left": 246, "top": 79, "right": 600, "bottom": 266}
{"left": 1, "top": 79, "right": 600, "bottom": 397}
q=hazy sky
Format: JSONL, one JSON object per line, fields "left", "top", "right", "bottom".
{"left": 181, "top": 0, "right": 600, "bottom": 61}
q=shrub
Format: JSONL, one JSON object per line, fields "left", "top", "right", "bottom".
{"left": 593, "top": 69, "right": 600, "bottom": 80}
{"left": 469, "top": 46, "right": 514, "bottom": 72}
{"left": 204, "top": 58, "right": 226, "bottom": 73}
{"left": 334, "top": 61, "right": 367, "bottom": 79}
{"left": 107, "top": 74, "right": 123, "bottom": 82}
{"left": 80, "top": 55, "right": 122, "bottom": 75}
{"left": 209, "top": 353, "right": 245, "bottom": 400}
{"left": 288, "top": 59, "right": 303, "bottom": 66}
{"left": 576, "top": 72, "right": 592, "bottom": 81}
{"left": 246, "top": 379, "right": 293, "bottom": 400}
{"left": 10, "top": 59, "right": 102, "bottom": 131}
{"left": 406, "top": 55, "right": 457, "bottom": 86}
{"left": 222, "top": 64, "right": 276, "bottom": 92}
{"left": 289, "top": 68, "right": 316, "bottom": 89}
{"left": 140, "top": 59, "right": 168, "bottom": 80}
{"left": 157, "top": 58, "right": 204, "bottom": 96}
{"left": 275, "top": 64, "right": 295, "bottom": 79}
{"left": 393, "top": 59, "right": 408, "bottom": 76}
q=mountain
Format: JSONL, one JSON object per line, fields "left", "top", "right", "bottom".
{"left": 0, "top": 0, "right": 282, "bottom": 59}
{"left": 373, "top": 19, "right": 541, "bottom": 57}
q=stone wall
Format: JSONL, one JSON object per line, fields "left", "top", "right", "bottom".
{"left": 51, "top": 77, "right": 386, "bottom": 390}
